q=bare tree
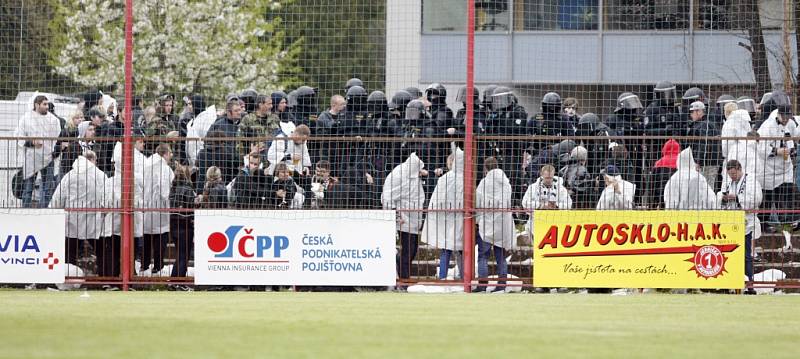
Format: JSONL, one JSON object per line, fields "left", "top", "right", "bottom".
{"left": 737, "top": 0, "right": 771, "bottom": 95}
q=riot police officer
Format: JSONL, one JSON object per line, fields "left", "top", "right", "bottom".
{"left": 529, "top": 92, "right": 573, "bottom": 138}
{"left": 345, "top": 78, "right": 364, "bottom": 93}
{"left": 489, "top": 87, "right": 528, "bottom": 207}
{"left": 454, "top": 85, "right": 490, "bottom": 159}
{"left": 294, "top": 86, "right": 318, "bottom": 129}
{"left": 643, "top": 81, "right": 682, "bottom": 136}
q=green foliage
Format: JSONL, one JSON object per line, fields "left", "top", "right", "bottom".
{"left": 0, "top": 0, "right": 77, "bottom": 100}
{"left": 278, "top": 0, "right": 386, "bottom": 103}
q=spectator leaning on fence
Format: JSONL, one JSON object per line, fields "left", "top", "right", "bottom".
{"left": 717, "top": 159, "right": 762, "bottom": 283}
{"left": 382, "top": 152, "right": 427, "bottom": 285}
{"left": 16, "top": 95, "right": 61, "bottom": 208}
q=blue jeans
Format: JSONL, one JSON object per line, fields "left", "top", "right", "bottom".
{"left": 745, "top": 233, "right": 753, "bottom": 282}
{"left": 477, "top": 235, "right": 507, "bottom": 283}
{"left": 21, "top": 161, "right": 55, "bottom": 208}
{"left": 438, "top": 249, "right": 463, "bottom": 280}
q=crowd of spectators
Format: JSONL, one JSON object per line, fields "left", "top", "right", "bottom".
{"left": 14, "top": 80, "right": 798, "bottom": 288}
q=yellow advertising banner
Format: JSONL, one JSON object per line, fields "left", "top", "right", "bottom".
{"left": 533, "top": 211, "right": 745, "bottom": 289}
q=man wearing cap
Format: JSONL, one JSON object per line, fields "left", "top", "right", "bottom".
{"left": 686, "top": 101, "right": 722, "bottom": 191}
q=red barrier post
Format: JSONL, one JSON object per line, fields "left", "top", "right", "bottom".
{"left": 462, "top": 1, "right": 476, "bottom": 293}
{"left": 121, "top": 0, "right": 134, "bottom": 291}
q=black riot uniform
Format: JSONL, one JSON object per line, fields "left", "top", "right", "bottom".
{"left": 529, "top": 92, "right": 573, "bottom": 139}
{"left": 454, "top": 85, "right": 490, "bottom": 160}
{"left": 423, "top": 83, "right": 455, "bottom": 173}
{"left": 345, "top": 78, "right": 364, "bottom": 93}
{"left": 488, "top": 87, "right": 528, "bottom": 207}
{"left": 606, "top": 92, "right": 647, "bottom": 205}
{"left": 367, "top": 91, "right": 395, "bottom": 175}
{"left": 294, "top": 86, "right": 318, "bottom": 129}
{"left": 643, "top": 81, "right": 682, "bottom": 136}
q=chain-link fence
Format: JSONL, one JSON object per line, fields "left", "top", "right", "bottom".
{"left": 1, "top": 0, "right": 799, "bottom": 290}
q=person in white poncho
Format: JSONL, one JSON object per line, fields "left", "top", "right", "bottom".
{"left": 142, "top": 144, "right": 175, "bottom": 274}
{"left": 721, "top": 109, "right": 760, "bottom": 184}
{"left": 382, "top": 153, "right": 427, "bottom": 283}
{"left": 16, "top": 95, "right": 61, "bottom": 208}
{"left": 596, "top": 165, "right": 636, "bottom": 210}
{"left": 756, "top": 104, "right": 798, "bottom": 227}
{"left": 475, "top": 157, "right": 513, "bottom": 291}
{"left": 49, "top": 151, "right": 107, "bottom": 267}
{"left": 663, "top": 148, "right": 717, "bottom": 210}
{"left": 421, "top": 147, "right": 465, "bottom": 280}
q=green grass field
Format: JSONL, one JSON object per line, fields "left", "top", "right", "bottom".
{"left": 1, "top": 291, "right": 798, "bottom": 358}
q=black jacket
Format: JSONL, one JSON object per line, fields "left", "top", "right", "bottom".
{"left": 233, "top": 168, "right": 269, "bottom": 209}
{"left": 687, "top": 118, "right": 722, "bottom": 167}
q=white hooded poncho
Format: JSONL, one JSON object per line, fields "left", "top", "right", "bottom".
{"left": 421, "top": 147, "right": 465, "bottom": 251}
{"left": 663, "top": 148, "right": 717, "bottom": 210}
{"left": 142, "top": 153, "right": 175, "bottom": 235}
{"left": 757, "top": 109, "right": 796, "bottom": 190}
{"left": 721, "top": 110, "right": 761, "bottom": 185}
{"left": 102, "top": 142, "right": 146, "bottom": 238}
{"left": 49, "top": 156, "right": 108, "bottom": 240}
{"left": 596, "top": 175, "right": 636, "bottom": 210}
{"left": 382, "top": 153, "right": 426, "bottom": 234}
{"left": 476, "top": 168, "right": 515, "bottom": 250}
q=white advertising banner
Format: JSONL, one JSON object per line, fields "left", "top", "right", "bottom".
{"left": 0, "top": 209, "right": 65, "bottom": 284}
{"left": 194, "top": 210, "right": 397, "bottom": 285}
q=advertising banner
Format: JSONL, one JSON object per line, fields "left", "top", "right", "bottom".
{"left": 195, "top": 210, "right": 396, "bottom": 285}
{"left": 0, "top": 209, "right": 65, "bottom": 284}
{"left": 533, "top": 211, "right": 745, "bottom": 289}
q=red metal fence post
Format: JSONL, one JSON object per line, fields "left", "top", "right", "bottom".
{"left": 121, "top": 0, "right": 134, "bottom": 291}
{"left": 463, "top": 1, "right": 476, "bottom": 293}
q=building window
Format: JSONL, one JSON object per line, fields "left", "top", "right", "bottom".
{"left": 604, "top": 0, "right": 689, "bottom": 30}
{"left": 422, "top": 0, "right": 511, "bottom": 32}
{"left": 696, "top": 0, "right": 789, "bottom": 31}
{"left": 514, "top": 0, "right": 599, "bottom": 31}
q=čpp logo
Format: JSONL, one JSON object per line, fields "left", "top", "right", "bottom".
{"left": 207, "top": 226, "right": 289, "bottom": 258}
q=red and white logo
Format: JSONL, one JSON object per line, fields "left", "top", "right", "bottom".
{"left": 689, "top": 245, "right": 727, "bottom": 279}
